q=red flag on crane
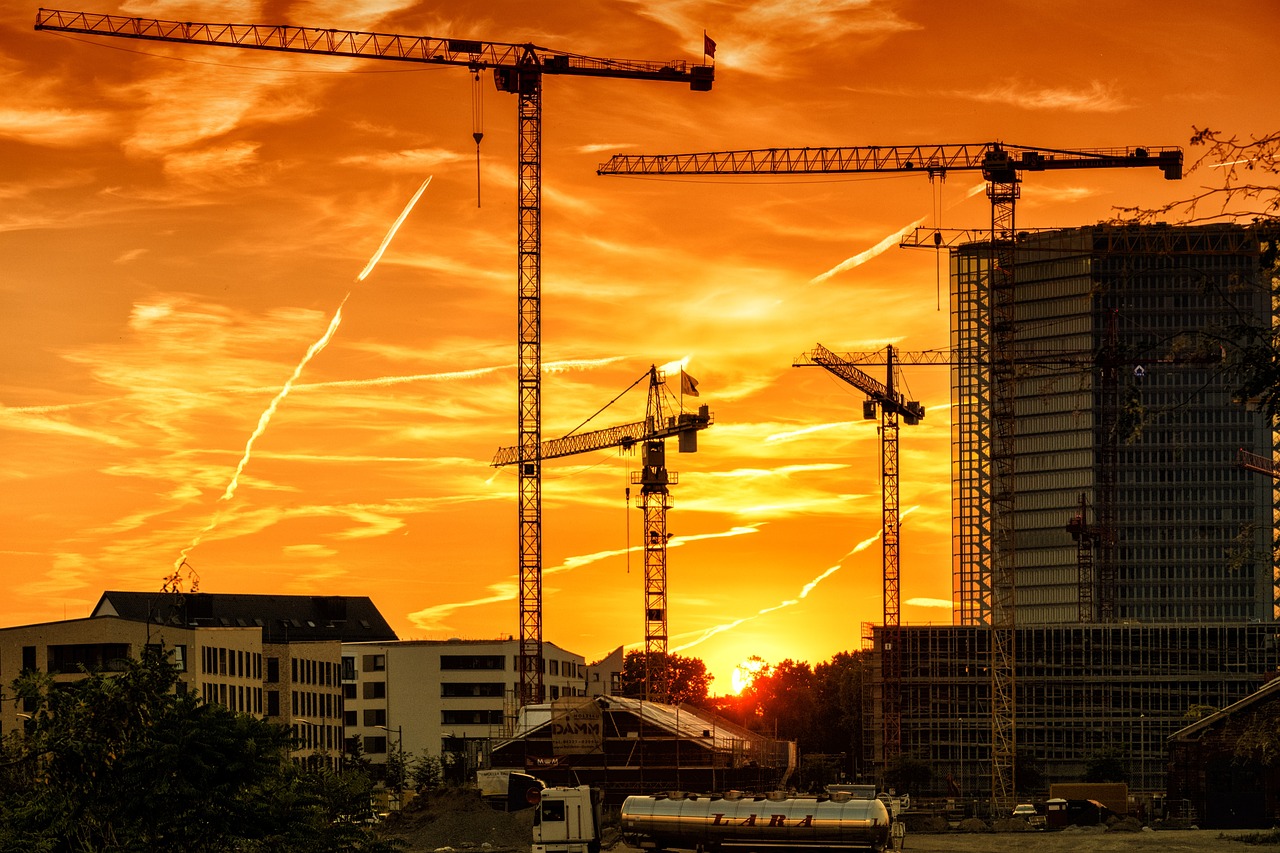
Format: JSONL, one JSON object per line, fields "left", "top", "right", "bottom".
{"left": 703, "top": 32, "right": 716, "bottom": 58}
{"left": 681, "top": 370, "right": 700, "bottom": 397}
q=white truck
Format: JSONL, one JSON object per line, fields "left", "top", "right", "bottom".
{"left": 531, "top": 785, "right": 603, "bottom": 853}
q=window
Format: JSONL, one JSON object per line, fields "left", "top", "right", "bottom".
{"left": 48, "top": 643, "right": 130, "bottom": 674}
{"left": 364, "top": 708, "right": 387, "bottom": 727}
{"left": 363, "top": 681, "right": 386, "bottom": 700}
{"left": 22, "top": 646, "right": 36, "bottom": 672}
{"left": 363, "top": 654, "right": 386, "bottom": 672}
{"left": 440, "top": 655, "right": 504, "bottom": 670}
{"left": 364, "top": 736, "right": 387, "bottom": 754}
{"left": 266, "top": 657, "right": 280, "bottom": 683}
{"left": 540, "top": 800, "right": 565, "bottom": 822}
{"left": 144, "top": 644, "right": 187, "bottom": 672}
{"left": 549, "top": 659, "right": 559, "bottom": 676}
{"left": 549, "top": 685, "right": 560, "bottom": 700}
{"left": 343, "top": 683, "right": 357, "bottom": 699}
{"left": 342, "top": 656, "right": 356, "bottom": 681}
{"left": 344, "top": 710, "right": 357, "bottom": 727}
{"left": 441, "top": 709, "right": 504, "bottom": 726}
{"left": 441, "top": 682, "right": 505, "bottom": 698}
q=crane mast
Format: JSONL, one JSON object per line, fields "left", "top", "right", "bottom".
{"left": 602, "top": 140, "right": 1181, "bottom": 809}
{"left": 38, "top": 8, "right": 712, "bottom": 709}
{"left": 795, "top": 344, "right": 922, "bottom": 765}
{"left": 493, "top": 367, "right": 712, "bottom": 703}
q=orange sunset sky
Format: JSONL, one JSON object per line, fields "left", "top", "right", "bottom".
{"left": 2, "top": 1, "right": 1276, "bottom": 693}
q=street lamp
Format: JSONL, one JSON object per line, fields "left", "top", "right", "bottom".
{"left": 294, "top": 718, "right": 315, "bottom": 752}
{"left": 1138, "top": 713, "right": 1147, "bottom": 795}
{"left": 378, "top": 724, "right": 405, "bottom": 809}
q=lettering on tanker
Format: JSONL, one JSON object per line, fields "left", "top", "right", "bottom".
{"left": 709, "top": 813, "right": 815, "bottom": 827}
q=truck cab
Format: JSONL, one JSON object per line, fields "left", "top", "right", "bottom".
{"left": 532, "top": 785, "right": 602, "bottom": 853}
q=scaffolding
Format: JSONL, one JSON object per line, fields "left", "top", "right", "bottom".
{"left": 870, "top": 622, "right": 1280, "bottom": 801}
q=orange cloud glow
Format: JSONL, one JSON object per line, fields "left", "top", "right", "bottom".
{"left": 1, "top": 0, "right": 1270, "bottom": 689}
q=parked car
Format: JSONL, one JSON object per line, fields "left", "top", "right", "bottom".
{"left": 1012, "top": 803, "right": 1046, "bottom": 828}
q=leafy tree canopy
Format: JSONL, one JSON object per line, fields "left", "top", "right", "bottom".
{"left": 0, "top": 646, "right": 398, "bottom": 852}
{"left": 617, "top": 651, "right": 712, "bottom": 707}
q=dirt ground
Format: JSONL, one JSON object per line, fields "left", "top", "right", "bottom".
{"left": 376, "top": 792, "right": 1273, "bottom": 853}
{"left": 902, "top": 827, "right": 1267, "bottom": 853}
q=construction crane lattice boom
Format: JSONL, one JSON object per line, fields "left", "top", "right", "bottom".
{"left": 38, "top": 7, "right": 712, "bottom": 710}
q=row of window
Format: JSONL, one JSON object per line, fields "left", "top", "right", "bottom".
{"left": 292, "top": 656, "right": 337, "bottom": 686}
{"left": 293, "top": 721, "right": 341, "bottom": 752}
{"left": 201, "top": 682, "right": 263, "bottom": 715}
{"left": 201, "top": 645, "right": 259, "bottom": 679}
{"left": 436, "top": 654, "right": 584, "bottom": 677}
{"left": 291, "top": 688, "right": 339, "bottom": 720}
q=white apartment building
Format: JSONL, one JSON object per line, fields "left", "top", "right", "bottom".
{"left": 342, "top": 638, "right": 587, "bottom": 778}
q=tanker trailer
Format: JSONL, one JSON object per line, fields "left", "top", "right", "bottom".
{"left": 620, "top": 790, "right": 892, "bottom": 852}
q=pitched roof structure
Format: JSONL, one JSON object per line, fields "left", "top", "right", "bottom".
{"left": 91, "top": 590, "right": 398, "bottom": 643}
{"left": 1169, "top": 675, "right": 1280, "bottom": 743}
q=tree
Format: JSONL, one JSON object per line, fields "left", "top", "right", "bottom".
{"left": 1113, "top": 128, "right": 1280, "bottom": 418}
{"left": 0, "top": 646, "right": 399, "bottom": 852}
{"left": 617, "top": 651, "right": 713, "bottom": 706}
{"left": 1115, "top": 128, "right": 1280, "bottom": 225}
{"left": 1235, "top": 704, "right": 1280, "bottom": 767}
{"left": 406, "top": 748, "right": 445, "bottom": 792}
{"left": 1083, "top": 747, "right": 1129, "bottom": 784}
{"left": 812, "top": 652, "right": 869, "bottom": 776}
{"left": 739, "top": 659, "right": 820, "bottom": 746}
{"left": 883, "top": 755, "right": 931, "bottom": 796}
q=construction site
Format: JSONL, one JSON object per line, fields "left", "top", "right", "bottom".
{"left": 21, "top": 7, "right": 1280, "bottom": 831}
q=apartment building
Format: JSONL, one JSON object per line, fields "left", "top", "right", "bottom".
{"left": 342, "top": 638, "right": 587, "bottom": 778}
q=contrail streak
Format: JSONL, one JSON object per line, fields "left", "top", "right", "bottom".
{"left": 809, "top": 217, "right": 926, "bottom": 285}
{"left": 176, "top": 178, "right": 432, "bottom": 570}
{"left": 671, "top": 508, "right": 919, "bottom": 653}
{"left": 809, "top": 181, "right": 987, "bottom": 284}
{"left": 218, "top": 296, "right": 350, "bottom": 503}
{"left": 407, "top": 525, "right": 763, "bottom": 631}
{"left": 357, "top": 178, "right": 432, "bottom": 282}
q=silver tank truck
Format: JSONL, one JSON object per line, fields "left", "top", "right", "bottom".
{"left": 620, "top": 790, "right": 891, "bottom": 852}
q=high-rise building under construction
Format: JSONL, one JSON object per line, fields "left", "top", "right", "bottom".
{"left": 870, "top": 221, "right": 1280, "bottom": 801}
{"left": 951, "top": 222, "right": 1277, "bottom": 626}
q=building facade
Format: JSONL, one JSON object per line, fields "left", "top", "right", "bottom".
{"left": 951, "top": 223, "right": 1277, "bottom": 625}
{"left": 0, "top": 615, "right": 263, "bottom": 736}
{"left": 342, "top": 638, "right": 587, "bottom": 779}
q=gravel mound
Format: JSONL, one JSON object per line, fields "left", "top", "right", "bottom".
{"left": 378, "top": 788, "right": 534, "bottom": 852}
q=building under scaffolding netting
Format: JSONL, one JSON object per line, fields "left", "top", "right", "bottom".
{"left": 488, "top": 695, "right": 794, "bottom": 804}
{"left": 865, "top": 622, "right": 1280, "bottom": 799}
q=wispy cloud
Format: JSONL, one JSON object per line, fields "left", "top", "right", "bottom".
{"left": 906, "top": 597, "right": 953, "bottom": 609}
{"left": 406, "top": 524, "right": 763, "bottom": 631}
{"left": 848, "top": 80, "right": 1130, "bottom": 113}
{"left": 671, "top": 526, "right": 884, "bottom": 652}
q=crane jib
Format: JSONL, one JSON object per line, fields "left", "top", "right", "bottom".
{"left": 34, "top": 8, "right": 714, "bottom": 87}
{"left": 597, "top": 143, "right": 1182, "bottom": 179}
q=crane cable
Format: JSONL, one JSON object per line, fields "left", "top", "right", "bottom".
{"left": 931, "top": 172, "right": 945, "bottom": 310}
{"left": 472, "top": 70, "right": 484, "bottom": 207}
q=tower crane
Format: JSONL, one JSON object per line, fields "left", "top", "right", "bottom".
{"left": 793, "top": 343, "right": 922, "bottom": 765}
{"left": 492, "top": 366, "right": 712, "bottom": 703}
{"left": 36, "top": 8, "right": 713, "bottom": 708}
{"left": 599, "top": 140, "right": 1181, "bottom": 809}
